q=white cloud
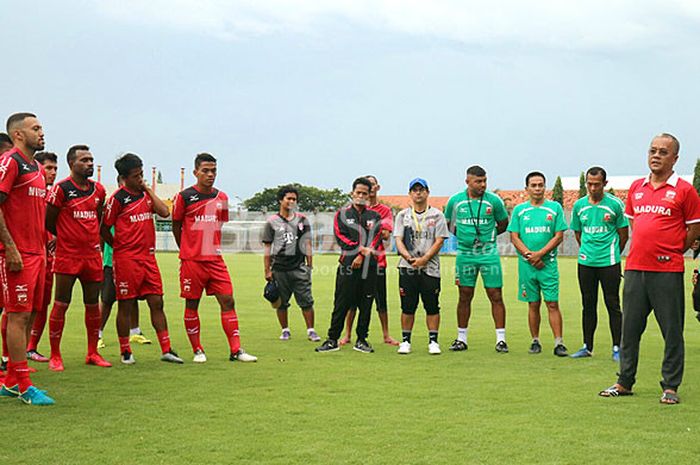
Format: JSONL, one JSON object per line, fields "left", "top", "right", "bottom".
{"left": 96, "top": 0, "right": 700, "bottom": 49}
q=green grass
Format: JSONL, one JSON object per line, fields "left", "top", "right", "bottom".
{"left": 3, "top": 254, "right": 700, "bottom": 464}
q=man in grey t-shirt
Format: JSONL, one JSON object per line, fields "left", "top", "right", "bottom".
{"left": 262, "top": 185, "right": 320, "bottom": 342}
{"left": 394, "top": 178, "right": 449, "bottom": 355}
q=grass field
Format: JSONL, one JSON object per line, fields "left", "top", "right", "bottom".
{"left": 3, "top": 253, "right": 700, "bottom": 464}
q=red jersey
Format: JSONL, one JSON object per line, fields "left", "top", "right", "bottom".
{"left": 368, "top": 202, "right": 393, "bottom": 268}
{"left": 103, "top": 186, "right": 156, "bottom": 260}
{"left": 0, "top": 148, "right": 47, "bottom": 255}
{"left": 625, "top": 173, "right": 700, "bottom": 272}
{"left": 172, "top": 186, "right": 229, "bottom": 261}
{"left": 48, "top": 177, "right": 106, "bottom": 258}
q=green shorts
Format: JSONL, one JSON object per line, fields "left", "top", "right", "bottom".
{"left": 455, "top": 251, "right": 503, "bottom": 288}
{"left": 517, "top": 260, "right": 559, "bottom": 302}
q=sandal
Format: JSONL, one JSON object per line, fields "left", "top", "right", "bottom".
{"left": 660, "top": 390, "right": 680, "bottom": 405}
{"left": 599, "top": 384, "right": 633, "bottom": 397}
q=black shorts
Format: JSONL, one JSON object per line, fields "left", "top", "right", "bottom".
{"left": 101, "top": 266, "right": 116, "bottom": 307}
{"left": 374, "top": 267, "right": 388, "bottom": 312}
{"left": 398, "top": 268, "right": 441, "bottom": 315}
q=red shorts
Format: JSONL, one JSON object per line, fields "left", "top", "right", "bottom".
{"left": 113, "top": 256, "right": 163, "bottom": 300}
{"left": 0, "top": 253, "right": 46, "bottom": 313}
{"left": 53, "top": 255, "right": 103, "bottom": 283}
{"left": 180, "top": 258, "right": 233, "bottom": 300}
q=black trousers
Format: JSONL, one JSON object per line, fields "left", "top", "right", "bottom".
{"left": 577, "top": 263, "right": 622, "bottom": 351}
{"left": 327, "top": 265, "right": 378, "bottom": 341}
{"left": 618, "top": 271, "right": 685, "bottom": 391}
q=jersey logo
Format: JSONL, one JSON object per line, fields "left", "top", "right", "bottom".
{"left": 189, "top": 194, "right": 199, "bottom": 202}
{"left": 635, "top": 192, "right": 644, "bottom": 200}
{"left": 183, "top": 278, "right": 192, "bottom": 293}
{"left": 346, "top": 218, "right": 356, "bottom": 224}
{"left": 21, "top": 163, "right": 31, "bottom": 172}
{"left": 123, "top": 196, "right": 132, "bottom": 204}
{"left": 15, "top": 284, "right": 28, "bottom": 304}
{"left": 665, "top": 191, "right": 677, "bottom": 200}
{"left": 118, "top": 281, "right": 129, "bottom": 296}
{"left": 603, "top": 213, "right": 611, "bottom": 222}
{"left": 283, "top": 232, "right": 296, "bottom": 244}
{"left": 367, "top": 220, "right": 375, "bottom": 228}
{"left": 298, "top": 222, "right": 304, "bottom": 231}
{"left": 546, "top": 214, "right": 553, "bottom": 221}
{"left": 68, "top": 190, "right": 78, "bottom": 198}
{"left": 523, "top": 214, "right": 530, "bottom": 221}
{"left": 486, "top": 206, "right": 492, "bottom": 215}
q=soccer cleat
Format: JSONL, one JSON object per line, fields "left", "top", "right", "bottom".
{"left": 528, "top": 340, "right": 542, "bottom": 354}
{"left": 27, "top": 350, "right": 49, "bottom": 363}
{"left": 495, "top": 341, "right": 509, "bottom": 353}
{"left": 193, "top": 349, "right": 207, "bottom": 363}
{"left": 696, "top": 311, "right": 700, "bottom": 324}
{"left": 397, "top": 341, "right": 411, "bottom": 354}
{"left": 307, "top": 330, "right": 321, "bottom": 342}
{"left": 161, "top": 350, "right": 184, "bottom": 364}
{"left": 612, "top": 346, "right": 620, "bottom": 363}
{"left": 120, "top": 351, "right": 136, "bottom": 365}
{"left": 449, "top": 339, "right": 468, "bottom": 351}
{"left": 0, "top": 357, "right": 8, "bottom": 372}
{"left": 48, "top": 356, "right": 65, "bottom": 372}
{"left": 0, "top": 384, "right": 19, "bottom": 398}
{"left": 230, "top": 349, "right": 258, "bottom": 362}
{"left": 279, "top": 329, "right": 291, "bottom": 341}
{"left": 553, "top": 344, "right": 568, "bottom": 357}
{"left": 97, "top": 338, "right": 106, "bottom": 350}
{"left": 315, "top": 339, "right": 340, "bottom": 353}
{"left": 353, "top": 339, "right": 374, "bottom": 354}
{"left": 570, "top": 346, "right": 592, "bottom": 359}
{"left": 428, "top": 341, "right": 441, "bottom": 355}
{"left": 129, "top": 333, "right": 152, "bottom": 345}
{"left": 86, "top": 353, "right": 112, "bottom": 368}
{"left": 18, "top": 386, "right": 55, "bottom": 406}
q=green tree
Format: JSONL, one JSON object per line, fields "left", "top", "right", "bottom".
{"left": 244, "top": 183, "right": 349, "bottom": 212}
{"left": 157, "top": 170, "right": 163, "bottom": 184}
{"left": 552, "top": 176, "right": 564, "bottom": 206}
{"left": 607, "top": 187, "right": 616, "bottom": 196}
{"left": 578, "top": 171, "right": 586, "bottom": 198}
{"left": 693, "top": 158, "right": 700, "bottom": 196}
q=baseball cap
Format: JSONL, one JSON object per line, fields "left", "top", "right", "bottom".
{"left": 263, "top": 280, "right": 281, "bottom": 308}
{"left": 408, "top": 177, "right": 429, "bottom": 190}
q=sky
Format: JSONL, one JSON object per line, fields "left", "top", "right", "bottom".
{"left": 2, "top": 0, "right": 700, "bottom": 200}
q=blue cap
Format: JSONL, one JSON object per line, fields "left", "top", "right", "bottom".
{"left": 408, "top": 177, "right": 429, "bottom": 190}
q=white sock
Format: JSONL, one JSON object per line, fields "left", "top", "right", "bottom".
{"left": 457, "top": 327, "right": 468, "bottom": 343}
{"left": 495, "top": 328, "right": 506, "bottom": 343}
{"left": 306, "top": 327, "right": 315, "bottom": 334}
{"left": 98, "top": 330, "right": 103, "bottom": 339}
{"left": 282, "top": 327, "right": 290, "bottom": 332}
{"left": 532, "top": 337, "right": 540, "bottom": 343}
{"left": 554, "top": 337, "right": 563, "bottom": 346}
{"left": 129, "top": 327, "right": 141, "bottom": 336}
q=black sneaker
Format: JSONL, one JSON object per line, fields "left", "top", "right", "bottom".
{"left": 315, "top": 339, "right": 340, "bottom": 353}
{"left": 495, "top": 341, "right": 509, "bottom": 353}
{"left": 528, "top": 340, "right": 542, "bottom": 354}
{"left": 553, "top": 344, "right": 568, "bottom": 357}
{"left": 448, "top": 339, "right": 468, "bottom": 351}
{"left": 0, "top": 357, "right": 7, "bottom": 372}
{"left": 353, "top": 339, "right": 374, "bottom": 353}
{"left": 696, "top": 311, "right": 700, "bottom": 323}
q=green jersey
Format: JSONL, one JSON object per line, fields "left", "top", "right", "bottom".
{"left": 103, "top": 226, "right": 114, "bottom": 267}
{"left": 508, "top": 200, "right": 567, "bottom": 263}
{"left": 570, "top": 193, "right": 628, "bottom": 267}
{"left": 444, "top": 190, "right": 508, "bottom": 253}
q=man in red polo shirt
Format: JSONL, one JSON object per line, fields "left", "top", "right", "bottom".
{"left": 0, "top": 113, "right": 54, "bottom": 405}
{"left": 45, "top": 145, "right": 111, "bottom": 371}
{"left": 599, "top": 133, "right": 700, "bottom": 405}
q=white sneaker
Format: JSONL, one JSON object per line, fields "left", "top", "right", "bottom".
{"left": 193, "top": 349, "right": 207, "bottom": 363}
{"left": 121, "top": 351, "right": 136, "bottom": 365}
{"left": 397, "top": 341, "right": 411, "bottom": 354}
{"left": 428, "top": 341, "right": 441, "bottom": 355}
{"left": 230, "top": 349, "right": 258, "bottom": 362}
{"left": 160, "top": 350, "right": 185, "bottom": 364}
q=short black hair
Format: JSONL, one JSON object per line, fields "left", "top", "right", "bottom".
{"left": 114, "top": 153, "right": 143, "bottom": 178}
{"left": 352, "top": 176, "right": 372, "bottom": 192}
{"left": 35, "top": 152, "right": 58, "bottom": 164}
{"left": 67, "top": 144, "right": 90, "bottom": 165}
{"left": 6, "top": 112, "right": 37, "bottom": 133}
{"left": 365, "top": 174, "right": 378, "bottom": 184}
{"left": 525, "top": 171, "right": 546, "bottom": 186}
{"left": 466, "top": 165, "right": 486, "bottom": 177}
{"left": 195, "top": 152, "right": 217, "bottom": 168}
{"left": 0, "top": 132, "right": 11, "bottom": 146}
{"left": 277, "top": 185, "right": 299, "bottom": 202}
{"left": 657, "top": 133, "right": 680, "bottom": 155}
{"left": 586, "top": 166, "right": 607, "bottom": 181}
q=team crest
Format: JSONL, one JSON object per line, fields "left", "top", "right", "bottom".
{"left": 367, "top": 220, "right": 375, "bottom": 228}
{"left": 666, "top": 191, "right": 677, "bottom": 200}
{"left": 546, "top": 214, "right": 553, "bottom": 221}
{"left": 521, "top": 288, "right": 527, "bottom": 299}
{"left": 427, "top": 219, "right": 436, "bottom": 227}
{"left": 486, "top": 206, "right": 492, "bottom": 215}
{"left": 298, "top": 222, "right": 304, "bottom": 231}
{"left": 183, "top": 278, "right": 192, "bottom": 293}
{"left": 16, "top": 284, "right": 28, "bottom": 304}
{"left": 635, "top": 192, "right": 644, "bottom": 200}
{"left": 603, "top": 213, "right": 611, "bottom": 222}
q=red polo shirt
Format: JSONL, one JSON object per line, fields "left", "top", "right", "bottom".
{"left": 625, "top": 173, "right": 700, "bottom": 272}
{"left": 368, "top": 202, "right": 393, "bottom": 269}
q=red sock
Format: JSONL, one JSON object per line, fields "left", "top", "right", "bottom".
{"left": 27, "top": 309, "right": 48, "bottom": 352}
{"left": 1, "top": 313, "right": 8, "bottom": 359}
{"left": 156, "top": 330, "right": 171, "bottom": 354}
{"left": 184, "top": 308, "right": 202, "bottom": 352}
{"left": 221, "top": 310, "right": 241, "bottom": 354}
{"left": 85, "top": 304, "right": 101, "bottom": 356}
{"left": 48, "top": 301, "right": 69, "bottom": 358}
{"left": 10, "top": 360, "right": 32, "bottom": 392}
{"left": 118, "top": 337, "right": 131, "bottom": 354}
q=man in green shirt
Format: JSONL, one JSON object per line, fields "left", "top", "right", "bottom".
{"left": 508, "top": 171, "right": 568, "bottom": 356}
{"left": 444, "top": 165, "right": 509, "bottom": 353}
{"left": 569, "top": 167, "right": 628, "bottom": 360}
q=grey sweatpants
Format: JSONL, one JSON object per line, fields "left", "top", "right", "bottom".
{"left": 618, "top": 271, "right": 685, "bottom": 391}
